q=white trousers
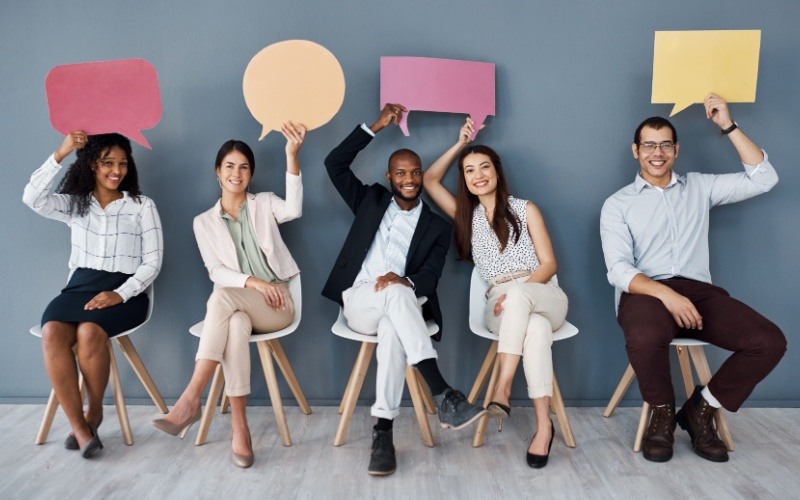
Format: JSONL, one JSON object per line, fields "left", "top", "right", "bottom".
{"left": 343, "top": 282, "right": 438, "bottom": 420}
{"left": 485, "top": 279, "right": 568, "bottom": 399}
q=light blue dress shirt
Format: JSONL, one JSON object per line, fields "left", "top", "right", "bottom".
{"left": 600, "top": 151, "right": 778, "bottom": 292}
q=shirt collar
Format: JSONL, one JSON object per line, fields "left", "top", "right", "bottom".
{"left": 389, "top": 197, "right": 423, "bottom": 216}
{"left": 634, "top": 171, "right": 685, "bottom": 192}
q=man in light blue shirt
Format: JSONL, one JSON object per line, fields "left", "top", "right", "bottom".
{"left": 600, "top": 94, "right": 786, "bottom": 464}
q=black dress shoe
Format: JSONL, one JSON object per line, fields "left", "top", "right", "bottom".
{"left": 676, "top": 386, "right": 729, "bottom": 463}
{"left": 80, "top": 427, "right": 103, "bottom": 459}
{"left": 368, "top": 428, "right": 396, "bottom": 476}
{"left": 527, "top": 419, "right": 555, "bottom": 469}
{"left": 65, "top": 415, "right": 103, "bottom": 451}
{"left": 642, "top": 403, "right": 676, "bottom": 463}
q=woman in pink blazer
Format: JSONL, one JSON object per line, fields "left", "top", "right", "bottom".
{"left": 153, "top": 122, "right": 306, "bottom": 468}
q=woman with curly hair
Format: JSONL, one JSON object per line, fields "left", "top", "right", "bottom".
{"left": 23, "top": 131, "right": 163, "bottom": 458}
{"left": 423, "top": 118, "right": 568, "bottom": 469}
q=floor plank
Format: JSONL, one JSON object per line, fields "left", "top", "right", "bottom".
{"left": 1, "top": 405, "right": 799, "bottom": 499}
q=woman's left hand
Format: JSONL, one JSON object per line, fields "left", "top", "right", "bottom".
{"left": 493, "top": 294, "right": 507, "bottom": 317}
{"left": 84, "top": 291, "right": 123, "bottom": 310}
{"left": 282, "top": 122, "right": 307, "bottom": 157}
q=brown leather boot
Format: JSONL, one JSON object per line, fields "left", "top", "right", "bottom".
{"left": 676, "top": 386, "right": 729, "bottom": 462}
{"left": 642, "top": 403, "right": 676, "bottom": 462}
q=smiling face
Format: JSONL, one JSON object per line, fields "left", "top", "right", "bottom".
{"left": 386, "top": 152, "right": 422, "bottom": 207}
{"left": 217, "top": 150, "right": 252, "bottom": 195}
{"left": 633, "top": 125, "right": 680, "bottom": 188}
{"left": 93, "top": 146, "right": 128, "bottom": 193}
{"left": 461, "top": 152, "right": 498, "bottom": 197}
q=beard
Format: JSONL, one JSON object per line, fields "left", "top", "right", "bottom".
{"left": 391, "top": 183, "right": 421, "bottom": 203}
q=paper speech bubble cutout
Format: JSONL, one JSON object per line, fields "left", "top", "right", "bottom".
{"left": 45, "top": 59, "right": 162, "bottom": 149}
{"left": 243, "top": 40, "right": 345, "bottom": 140}
{"left": 652, "top": 30, "right": 761, "bottom": 116}
{"left": 380, "top": 57, "right": 495, "bottom": 140}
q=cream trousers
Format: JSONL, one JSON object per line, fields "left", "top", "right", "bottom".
{"left": 484, "top": 279, "right": 568, "bottom": 399}
{"left": 196, "top": 286, "right": 294, "bottom": 397}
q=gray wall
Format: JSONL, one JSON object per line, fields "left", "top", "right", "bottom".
{"left": 2, "top": 1, "right": 798, "bottom": 407}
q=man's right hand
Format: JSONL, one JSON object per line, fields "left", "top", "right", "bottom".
{"left": 369, "top": 103, "right": 407, "bottom": 134}
{"left": 659, "top": 288, "right": 703, "bottom": 330}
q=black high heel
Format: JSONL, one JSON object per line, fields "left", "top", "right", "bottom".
{"left": 526, "top": 419, "right": 554, "bottom": 469}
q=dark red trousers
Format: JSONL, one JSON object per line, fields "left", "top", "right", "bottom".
{"left": 617, "top": 278, "right": 786, "bottom": 411}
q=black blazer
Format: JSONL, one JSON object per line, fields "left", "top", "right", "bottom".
{"left": 322, "top": 125, "right": 451, "bottom": 341}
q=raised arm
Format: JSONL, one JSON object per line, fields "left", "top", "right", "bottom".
{"left": 23, "top": 132, "right": 88, "bottom": 222}
{"left": 270, "top": 121, "right": 306, "bottom": 223}
{"left": 704, "top": 93, "right": 763, "bottom": 165}
{"left": 423, "top": 118, "right": 479, "bottom": 220}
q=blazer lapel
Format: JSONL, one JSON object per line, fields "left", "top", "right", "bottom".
{"left": 406, "top": 202, "right": 431, "bottom": 270}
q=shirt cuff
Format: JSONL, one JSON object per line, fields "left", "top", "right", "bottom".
{"left": 360, "top": 123, "right": 376, "bottom": 137}
{"left": 743, "top": 149, "right": 769, "bottom": 177}
{"left": 404, "top": 276, "right": 416, "bottom": 291}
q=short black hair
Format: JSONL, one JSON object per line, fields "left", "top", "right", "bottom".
{"left": 634, "top": 117, "right": 678, "bottom": 145}
{"left": 387, "top": 148, "right": 421, "bottom": 172}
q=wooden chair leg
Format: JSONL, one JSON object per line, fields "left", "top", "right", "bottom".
{"left": 633, "top": 402, "right": 651, "bottom": 452}
{"left": 338, "top": 352, "right": 362, "bottom": 415}
{"left": 687, "top": 345, "right": 735, "bottom": 451}
{"left": 472, "top": 355, "right": 500, "bottom": 448}
{"left": 269, "top": 340, "right": 312, "bottom": 415}
{"left": 468, "top": 341, "right": 498, "bottom": 404}
{"left": 195, "top": 364, "right": 224, "bottom": 446}
{"left": 334, "top": 342, "right": 376, "bottom": 446}
{"left": 550, "top": 374, "right": 576, "bottom": 448}
{"left": 108, "top": 342, "right": 133, "bottom": 446}
{"left": 115, "top": 336, "right": 168, "bottom": 413}
{"left": 675, "top": 345, "right": 695, "bottom": 398}
{"left": 36, "top": 389, "right": 60, "bottom": 445}
{"left": 603, "top": 364, "right": 636, "bottom": 418}
{"left": 257, "top": 341, "right": 291, "bottom": 447}
{"left": 220, "top": 393, "right": 230, "bottom": 414}
{"left": 414, "top": 370, "right": 436, "bottom": 415}
{"left": 406, "top": 366, "right": 434, "bottom": 447}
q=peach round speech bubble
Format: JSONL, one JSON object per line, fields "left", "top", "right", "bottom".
{"left": 243, "top": 40, "right": 346, "bottom": 140}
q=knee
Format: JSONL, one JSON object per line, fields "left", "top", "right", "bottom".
{"left": 41, "top": 322, "right": 74, "bottom": 353}
{"left": 76, "top": 323, "right": 108, "bottom": 350}
{"left": 523, "top": 316, "right": 552, "bottom": 349}
{"left": 624, "top": 322, "right": 673, "bottom": 352}
{"left": 228, "top": 311, "right": 253, "bottom": 340}
{"left": 504, "top": 286, "right": 528, "bottom": 309}
{"left": 384, "top": 283, "right": 417, "bottom": 303}
{"left": 748, "top": 323, "right": 787, "bottom": 361}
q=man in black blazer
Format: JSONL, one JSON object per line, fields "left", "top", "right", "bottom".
{"left": 323, "top": 104, "right": 485, "bottom": 476}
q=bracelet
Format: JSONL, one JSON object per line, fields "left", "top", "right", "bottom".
{"left": 720, "top": 121, "right": 738, "bottom": 137}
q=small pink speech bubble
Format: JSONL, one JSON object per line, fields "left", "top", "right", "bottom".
{"left": 380, "top": 56, "right": 495, "bottom": 140}
{"left": 45, "top": 59, "right": 162, "bottom": 149}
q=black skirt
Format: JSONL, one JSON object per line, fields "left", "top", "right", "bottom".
{"left": 41, "top": 268, "right": 149, "bottom": 337}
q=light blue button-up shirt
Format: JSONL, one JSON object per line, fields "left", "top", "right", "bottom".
{"left": 600, "top": 151, "right": 778, "bottom": 292}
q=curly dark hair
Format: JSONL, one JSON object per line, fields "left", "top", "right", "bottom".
{"left": 56, "top": 133, "right": 141, "bottom": 216}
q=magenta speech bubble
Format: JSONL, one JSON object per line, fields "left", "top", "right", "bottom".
{"left": 380, "top": 56, "right": 495, "bottom": 140}
{"left": 45, "top": 59, "right": 162, "bottom": 149}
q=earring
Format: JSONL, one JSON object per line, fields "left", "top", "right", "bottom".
{"left": 217, "top": 177, "right": 222, "bottom": 189}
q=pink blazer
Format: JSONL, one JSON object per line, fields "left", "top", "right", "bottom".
{"left": 193, "top": 173, "right": 302, "bottom": 287}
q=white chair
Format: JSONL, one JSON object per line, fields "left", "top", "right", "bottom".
{"left": 30, "top": 285, "right": 167, "bottom": 446}
{"left": 603, "top": 338, "right": 734, "bottom": 452}
{"left": 332, "top": 303, "right": 439, "bottom": 447}
{"left": 189, "top": 274, "right": 311, "bottom": 447}
{"left": 466, "top": 268, "right": 579, "bottom": 448}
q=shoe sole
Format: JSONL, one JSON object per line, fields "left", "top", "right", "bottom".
{"left": 675, "top": 410, "right": 729, "bottom": 463}
{"left": 642, "top": 451, "right": 673, "bottom": 463}
{"left": 439, "top": 409, "right": 488, "bottom": 430}
{"left": 368, "top": 468, "right": 396, "bottom": 476}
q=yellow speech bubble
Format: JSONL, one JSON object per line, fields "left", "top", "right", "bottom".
{"left": 243, "top": 40, "right": 345, "bottom": 139}
{"left": 652, "top": 30, "right": 761, "bottom": 116}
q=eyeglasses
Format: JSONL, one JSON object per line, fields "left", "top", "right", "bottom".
{"left": 639, "top": 141, "right": 676, "bottom": 154}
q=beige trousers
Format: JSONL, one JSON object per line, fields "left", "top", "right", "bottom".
{"left": 485, "top": 279, "right": 568, "bottom": 398}
{"left": 196, "top": 286, "right": 294, "bottom": 397}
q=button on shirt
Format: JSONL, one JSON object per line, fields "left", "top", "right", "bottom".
{"left": 354, "top": 197, "right": 422, "bottom": 286}
{"left": 600, "top": 151, "right": 778, "bottom": 292}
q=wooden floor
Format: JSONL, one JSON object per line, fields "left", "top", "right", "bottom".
{"left": 2, "top": 404, "right": 799, "bottom": 499}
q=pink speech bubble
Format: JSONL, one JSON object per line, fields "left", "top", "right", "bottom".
{"left": 45, "top": 59, "right": 162, "bottom": 149}
{"left": 380, "top": 57, "right": 495, "bottom": 140}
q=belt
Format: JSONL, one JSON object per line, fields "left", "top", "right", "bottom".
{"left": 486, "top": 270, "right": 533, "bottom": 295}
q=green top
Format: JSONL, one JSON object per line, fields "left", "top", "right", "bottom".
{"left": 222, "top": 201, "right": 282, "bottom": 284}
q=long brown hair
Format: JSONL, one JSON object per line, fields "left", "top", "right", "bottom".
{"left": 454, "top": 145, "right": 521, "bottom": 261}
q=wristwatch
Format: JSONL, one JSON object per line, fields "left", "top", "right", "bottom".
{"left": 720, "top": 121, "right": 738, "bottom": 136}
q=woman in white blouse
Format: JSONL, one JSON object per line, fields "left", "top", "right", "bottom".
{"left": 423, "top": 118, "right": 568, "bottom": 469}
{"left": 152, "top": 122, "right": 306, "bottom": 468}
{"left": 23, "top": 131, "right": 163, "bottom": 458}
